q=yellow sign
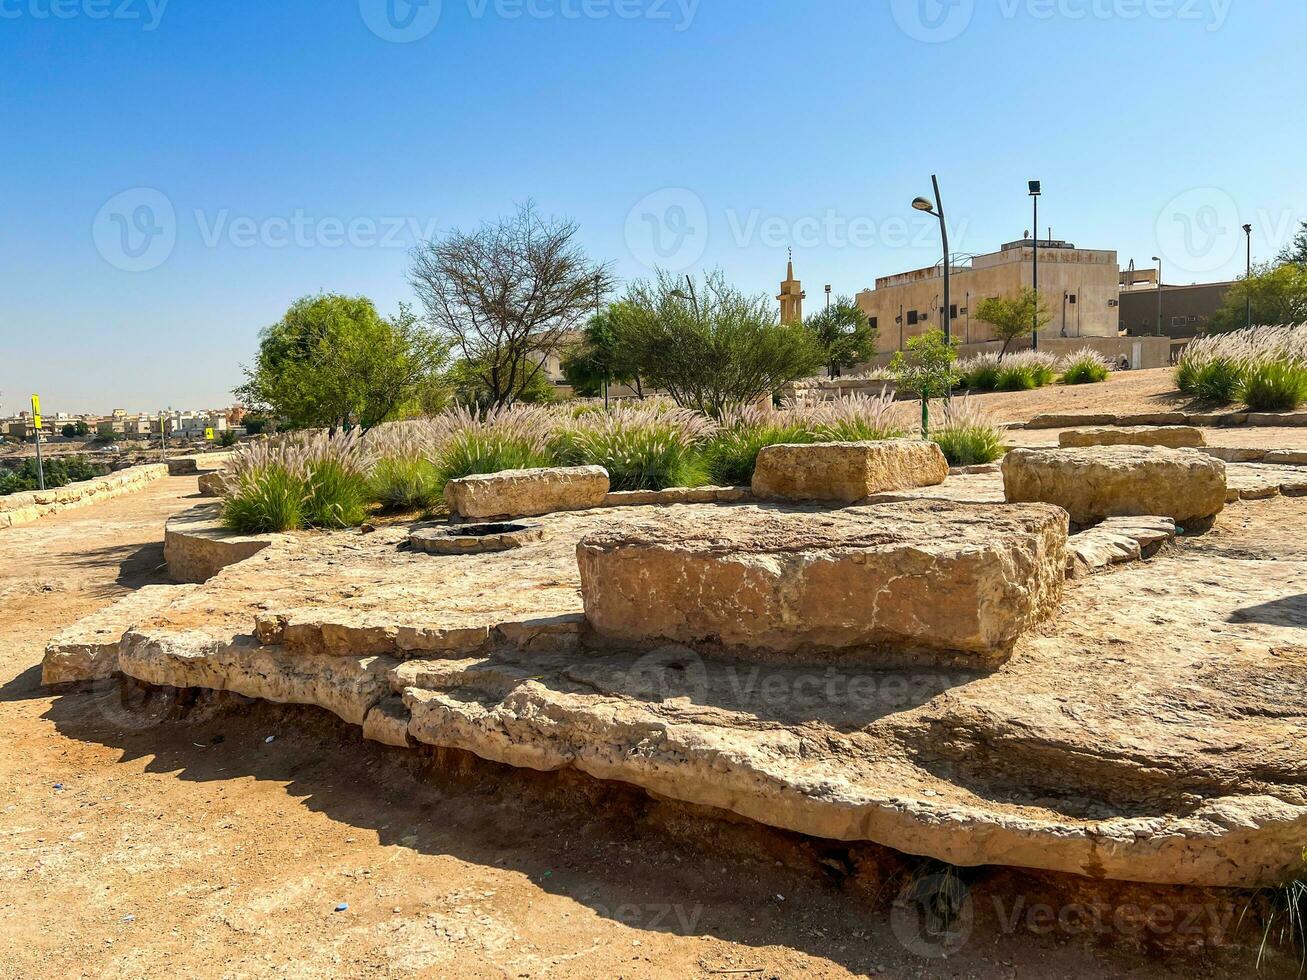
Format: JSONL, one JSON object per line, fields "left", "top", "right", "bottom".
{"left": 204, "top": 428, "right": 215, "bottom": 441}
{"left": 31, "top": 395, "right": 42, "bottom": 431}
{"left": 33, "top": 415, "right": 42, "bottom": 430}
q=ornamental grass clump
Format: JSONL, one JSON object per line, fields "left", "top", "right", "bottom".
{"left": 995, "top": 351, "right": 1059, "bottom": 390}
{"left": 222, "top": 432, "right": 372, "bottom": 533}
{"left": 365, "top": 423, "right": 446, "bottom": 513}
{"left": 796, "top": 389, "right": 909, "bottom": 442}
{"left": 928, "top": 398, "right": 1006, "bottom": 467}
{"left": 1240, "top": 357, "right": 1307, "bottom": 411}
{"left": 1059, "top": 347, "right": 1112, "bottom": 385}
{"left": 1175, "top": 324, "right": 1307, "bottom": 405}
{"left": 551, "top": 402, "right": 713, "bottom": 490}
{"left": 429, "top": 405, "right": 557, "bottom": 488}
{"left": 700, "top": 405, "right": 814, "bottom": 486}
{"left": 956, "top": 352, "right": 1002, "bottom": 392}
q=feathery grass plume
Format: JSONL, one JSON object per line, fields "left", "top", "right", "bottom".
{"left": 794, "top": 389, "right": 911, "bottom": 442}
{"left": 700, "top": 403, "right": 814, "bottom": 486}
{"left": 1240, "top": 358, "right": 1307, "bottom": 411}
{"left": 1176, "top": 323, "right": 1307, "bottom": 403}
{"left": 995, "top": 350, "right": 1059, "bottom": 390}
{"left": 956, "top": 352, "right": 1002, "bottom": 391}
{"left": 363, "top": 422, "right": 447, "bottom": 513}
{"left": 551, "top": 401, "right": 714, "bottom": 490}
{"left": 1058, "top": 347, "right": 1112, "bottom": 385}
{"left": 222, "top": 430, "right": 373, "bottom": 532}
{"left": 928, "top": 397, "right": 1006, "bottom": 466}
{"left": 429, "top": 404, "right": 559, "bottom": 489}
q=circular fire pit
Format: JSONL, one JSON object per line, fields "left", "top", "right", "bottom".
{"left": 408, "top": 522, "right": 543, "bottom": 556}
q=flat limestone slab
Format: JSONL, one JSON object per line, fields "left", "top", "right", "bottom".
{"left": 445, "top": 466, "right": 609, "bottom": 520}
{"left": 164, "top": 503, "right": 280, "bottom": 583}
{"left": 108, "top": 497, "right": 1307, "bottom": 888}
{"left": 577, "top": 500, "right": 1067, "bottom": 666}
{"left": 1059, "top": 426, "right": 1205, "bottom": 449}
{"left": 752, "top": 440, "right": 948, "bottom": 504}
{"left": 1002, "top": 446, "right": 1226, "bottom": 526}
{"left": 42, "top": 584, "right": 197, "bottom": 684}
{"left": 1065, "top": 516, "right": 1176, "bottom": 580}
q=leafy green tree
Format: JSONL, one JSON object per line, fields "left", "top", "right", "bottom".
{"left": 975, "top": 287, "right": 1052, "bottom": 356}
{"left": 218, "top": 430, "right": 239, "bottom": 448}
{"left": 560, "top": 302, "right": 645, "bottom": 398}
{"left": 445, "top": 354, "right": 557, "bottom": 408}
{"left": 616, "top": 270, "right": 825, "bottom": 418}
{"left": 236, "top": 294, "right": 448, "bottom": 433}
{"left": 890, "top": 329, "right": 959, "bottom": 436}
{"left": 75, "top": 420, "right": 90, "bottom": 436}
{"left": 1208, "top": 262, "right": 1307, "bottom": 332}
{"left": 803, "top": 297, "right": 877, "bottom": 378}
{"left": 1277, "top": 221, "right": 1307, "bottom": 267}
{"left": 61, "top": 423, "right": 77, "bottom": 438}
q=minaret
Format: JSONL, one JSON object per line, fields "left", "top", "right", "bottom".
{"left": 778, "top": 250, "right": 806, "bottom": 323}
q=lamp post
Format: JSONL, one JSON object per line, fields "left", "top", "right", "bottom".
{"left": 824, "top": 284, "right": 832, "bottom": 311}
{"left": 912, "top": 174, "right": 950, "bottom": 345}
{"left": 1151, "top": 256, "right": 1163, "bottom": 336}
{"left": 1028, "top": 180, "right": 1042, "bottom": 350}
{"left": 1242, "top": 223, "right": 1253, "bottom": 329}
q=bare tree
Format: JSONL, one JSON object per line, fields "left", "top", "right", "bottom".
{"left": 408, "top": 202, "right": 613, "bottom": 409}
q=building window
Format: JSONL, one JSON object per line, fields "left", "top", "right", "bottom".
{"left": 907, "top": 310, "right": 919, "bottom": 326}
{"left": 868, "top": 317, "right": 878, "bottom": 330}
{"left": 949, "top": 304, "right": 958, "bottom": 319}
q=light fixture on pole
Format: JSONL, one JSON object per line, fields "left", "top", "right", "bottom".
{"left": 1152, "top": 256, "right": 1163, "bottom": 336}
{"left": 1242, "top": 224, "right": 1254, "bottom": 329}
{"left": 824, "top": 284, "right": 832, "bottom": 310}
{"left": 1028, "top": 180, "right": 1042, "bottom": 350}
{"left": 912, "top": 175, "right": 950, "bottom": 345}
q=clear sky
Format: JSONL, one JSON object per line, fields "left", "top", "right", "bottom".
{"left": 2, "top": 0, "right": 1303, "bottom": 414}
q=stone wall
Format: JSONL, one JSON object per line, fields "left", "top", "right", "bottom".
{"left": 0, "top": 463, "right": 169, "bottom": 529}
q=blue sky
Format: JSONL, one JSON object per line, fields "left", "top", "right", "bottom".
{"left": 2, "top": 0, "right": 1304, "bottom": 413}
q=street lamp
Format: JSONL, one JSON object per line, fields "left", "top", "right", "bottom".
{"left": 1029, "top": 180, "right": 1042, "bottom": 350}
{"left": 912, "top": 174, "right": 950, "bottom": 345}
{"left": 824, "top": 284, "right": 832, "bottom": 310}
{"left": 669, "top": 274, "right": 699, "bottom": 317}
{"left": 1242, "top": 223, "right": 1254, "bottom": 329}
{"left": 1152, "top": 256, "right": 1163, "bottom": 336}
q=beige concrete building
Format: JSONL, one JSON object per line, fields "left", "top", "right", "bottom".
{"left": 855, "top": 239, "right": 1121, "bottom": 354}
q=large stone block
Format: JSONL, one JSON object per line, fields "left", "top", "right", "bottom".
{"left": 445, "top": 466, "right": 609, "bottom": 520}
{"left": 1059, "top": 425, "right": 1206, "bottom": 449}
{"left": 164, "top": 503, "right": 277, "bottom": 583}
{"left": 42, "top": 584, "right": 196, "bottom": 684}
{"left": 751, "top": 440, "right": 948, "bottom": 504}
{"left": 1002, "top": 446, "right": 1226, "bottom": 526}
{"left": 577, "top": 501, "right": 1067, "bottom": 666}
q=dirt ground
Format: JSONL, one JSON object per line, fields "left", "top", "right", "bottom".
{"left": 0, "top": 475, "right": 1296, "bottom": 976}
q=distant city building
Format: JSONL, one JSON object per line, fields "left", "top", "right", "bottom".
{"left": 855, "top": 238, "right": 1121, "bottom": 353}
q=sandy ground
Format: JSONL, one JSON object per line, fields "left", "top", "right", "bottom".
{"left": 0, "top": 470, "right": 1296, "bottom": 977}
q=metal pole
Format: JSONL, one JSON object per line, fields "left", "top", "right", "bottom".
{"left": 1032, "top": 195, "right": 1039, "bottom": 351}
{"left": 33, "top": 424, "right": 45, "bottom": 491}
{"left": 1156, "top": 260, "right": 1163, "bottom": 336}
{"left": 1244, "top": 224, "right": 1253, "bottom": 329}
{"left": 932, "top": 174, "right": 950, "bottom": 346}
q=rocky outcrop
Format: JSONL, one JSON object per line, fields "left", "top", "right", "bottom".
{"left": 445, "top": 466, "right": 609, "bottom": 520}
{"left": 751, "top": 440, "right": 948, "bottom": 504}
{"left": 42, "top": 584, "right": 197, "bottom": 684}
{"left": 163, "top": 503, "right": 279, "bottom": 583}
{"left": 1002, "top": 447, "right": 1227, "bottom": 526}
{"left": 197, "top": 470, "right": 228, "bottom": 497}
{"left": 0, "top": 464, "right": 168, "bottom": 529}
{"left": 1059, "top": 426, "right": 1205, "bottom": 449}
{"left": 577, "top": 501, "right": 1067, "bottom": 666}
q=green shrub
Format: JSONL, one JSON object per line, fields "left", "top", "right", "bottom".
{"left": 369, "top": 455, "right": 445, "bottom": 512}
{"left": 1059, "top": 348, "right": 1111, "bottom": 385}
{"left": 551, "top": 404, "right": 712, "bottom": 491}
{"left": 1191, "top": 357, "right": 1244, "bottom": 404}
{"left": 928, "top": 400, "right": 1006, "bottom": 466}
{"left": 302, "top": 459, "right": 369, "bottom": 528}
{"left": 437, "top": 429, "right": 552, "bottom": 486}
{"left": 1239, "top": 359, "right": 1307, "bottom": 411}
{"left": 0, "top": 456, "right": 107, "bottom": 495}
{"left": 796, "top": 391, "right": 908, "bottom": 442}
{"left": 223, "top": 464, "right": 305, "bottom": 533}
{"left": 1174, "top": 358, "right": 1200, "bottom": 394}
{"left": 957, "top": 354, "right": 1001, "bottom": 391}
{"left": 701, "top": 423, "right": 814, "bottom": 486}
